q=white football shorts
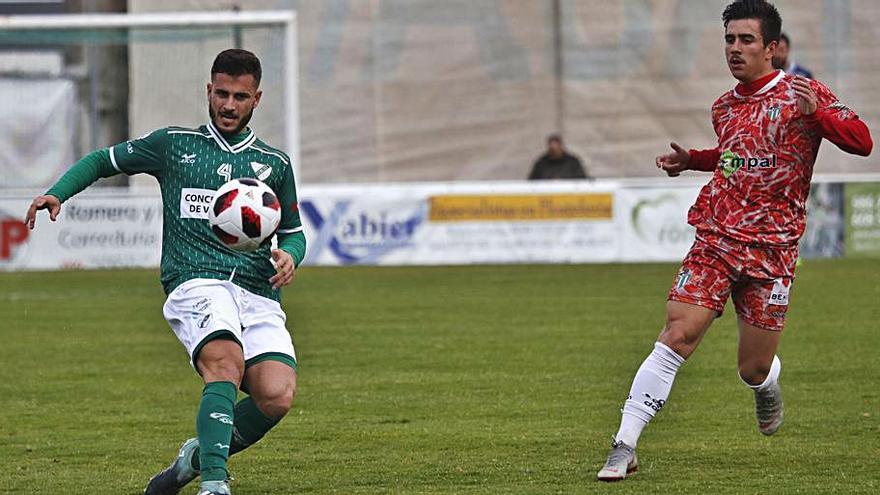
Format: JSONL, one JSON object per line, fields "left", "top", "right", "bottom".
{"left": 162, "top": 278, "right": 296, "bottom": 369}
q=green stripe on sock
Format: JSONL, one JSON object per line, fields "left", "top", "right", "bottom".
{"left": 196, "top": 381, "right": 237, "bottom": 482}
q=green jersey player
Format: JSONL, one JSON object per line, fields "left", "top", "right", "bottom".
{"left": 25, "top": 49, "right": 304, "bottom": 495}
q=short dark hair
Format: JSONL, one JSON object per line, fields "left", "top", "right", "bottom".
{"left": 546, "top": 133, "right": 563, "bottom": 145}
{"left": 722, "top": 0, "right": 782, "bottom": 46}
{"left": 211, "top": 49, "right": 262, "bottom": 86}
{"left": 779, "top": 32, "right": 790, "bottom": 46}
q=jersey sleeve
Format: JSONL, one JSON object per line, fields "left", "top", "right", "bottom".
{"left": 275, "top": 157, "right": 306, "bottom": 265}
{"left": 45, "top": 148, "right": 119, "bottom": 203}
{"left": 805, "top": 81, "right": 873, "bottom": 156}
{"left": 108, "top": 128, "right": 169, "bottom": 176}
{"left": 688, "top": 148, "right": 721, "bottom": 172}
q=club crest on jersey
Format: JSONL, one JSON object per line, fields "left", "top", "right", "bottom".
{"left": 766, "top": 104, "right": 781, "bottom": 121}
{"left": 250, "top": 162, "right": 272, "bottom": 181}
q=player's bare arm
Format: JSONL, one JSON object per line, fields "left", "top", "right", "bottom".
{"left": 791, "top": 76, "right": 817, "bottom": 115}
{"left": 655, "top": 142, "right": 691, "bottom": 177}
{"left": 270, "top": 248, "right": 296, "bottom": 289}
{"left": 24, "top": 194, "right": 61, "bottom": 229}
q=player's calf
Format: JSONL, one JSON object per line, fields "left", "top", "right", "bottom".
{"left": 188, "top": 395, "right": 286, "bottom": 464}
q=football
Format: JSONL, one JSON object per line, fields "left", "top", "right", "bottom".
{"left": 208, "top": 178, "right": 281, "bottom": 252}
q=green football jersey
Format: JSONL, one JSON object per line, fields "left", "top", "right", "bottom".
{"left": 108, "top": 122, "right": 302, "bottom": 300}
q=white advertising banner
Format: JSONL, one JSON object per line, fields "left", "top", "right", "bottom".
{"left": 298, "top": 182, "right": 619, "bottom": 265}
{"left": 615, "top": 186, "right": 702, "bottom": 262}
{"left": 1, "top": 181, "right": 708, "bottom": 270}
{"left": 0, "top": 193, "right": 162, "bottom": 271}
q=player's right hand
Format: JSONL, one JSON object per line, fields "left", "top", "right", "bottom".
{"left": 25, "top": 195, "right": 61, "bottom": 230}
{"left": 269, "top": 248, "right": 296, "bottom": 289}
{"left": 655, "top": 142, "right": 690, "bottom": 177}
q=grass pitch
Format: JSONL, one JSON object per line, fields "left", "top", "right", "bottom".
{"left": 1, "top": 260, "right": 878, "bottom": 494}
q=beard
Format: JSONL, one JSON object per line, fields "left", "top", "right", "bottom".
{"left": 209, "top": 105, "right": 255, "bottom": 136}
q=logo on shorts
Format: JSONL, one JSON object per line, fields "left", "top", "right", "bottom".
{"left": 676, "top": 268, "right": 691, "bottom": 290}
{"left": 768, "top": 278, "right": 791, "bottom": 306}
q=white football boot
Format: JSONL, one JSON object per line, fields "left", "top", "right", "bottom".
{"left": 755, "top": 381, "right": 784, "bottom": 435}
{"left": 143, "top": 438, "right": 200, "bottom": 495}
{"left": 597, "top": 438, "right": 638, "bottom": 481}
{"left": 197, "top": 480, "right": 232, "bottom": 495}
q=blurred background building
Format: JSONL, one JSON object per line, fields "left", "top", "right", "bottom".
{"left": 2, "top": 0, "right": 878, "bottom": 188}
{"left": 2, "top": 0, "right": 879, "bottom": 269}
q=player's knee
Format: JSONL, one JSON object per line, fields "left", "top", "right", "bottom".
{"left": 255, "top": 381, "right": 295, "bottom": 420}
{"left": 658, "top": 331, "right": 689, "bottom": 357}
{"left": 658, "top": 305, "right": 713, "bottom": 359}
{"left": 658, "top": 323, "right": 698, "bottom": 358}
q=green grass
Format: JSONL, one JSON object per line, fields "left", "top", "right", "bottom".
{"left": 1, "top": 260, "right": 878, "bottom": 494}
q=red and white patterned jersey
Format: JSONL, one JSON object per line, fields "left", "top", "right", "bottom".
{"left": 688, "top": 70, "right": 871, "bottom": 247}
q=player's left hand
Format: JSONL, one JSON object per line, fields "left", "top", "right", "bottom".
{"left": 269, "top": 249, "right": 296, "bottom": 289}
{"left": 792, "top": 75, "right": 817, "bottom": 115}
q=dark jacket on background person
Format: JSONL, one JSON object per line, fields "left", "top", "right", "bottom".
{"left": 528, "top": 152, "right": 589, "bottom": 180}
{"left": 785, "top": 61, "right": 813, "bottom": 79}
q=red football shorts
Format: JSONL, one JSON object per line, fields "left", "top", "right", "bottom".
{"left": 667, "top": 232, "right": 799, "bottom": 332}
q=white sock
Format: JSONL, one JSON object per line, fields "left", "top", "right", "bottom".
{"left": 740, "top": 355, "right": 781, "bottom": 390}
{"left": 615, "top": 342, "right": 685, "bottom": 448}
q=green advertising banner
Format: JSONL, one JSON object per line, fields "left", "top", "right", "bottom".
{"left": 845, "top": 182, "right": 880, "bottom": 257}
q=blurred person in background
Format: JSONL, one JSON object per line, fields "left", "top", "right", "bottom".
{"left": 528, "top": 134, "right": 590, "bottom": 180}
{"left": 772, "top": 32, "right": 813, "bottom": 78}
{"left": 597, "top": 0, "right": 871, "bottom": 482}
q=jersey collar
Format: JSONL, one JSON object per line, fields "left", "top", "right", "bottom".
{"left": 733, "top": 70, "right": 784, "bottom": 98}
{"left": 206, "top": 121, "right": 257, "bottom": 154}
